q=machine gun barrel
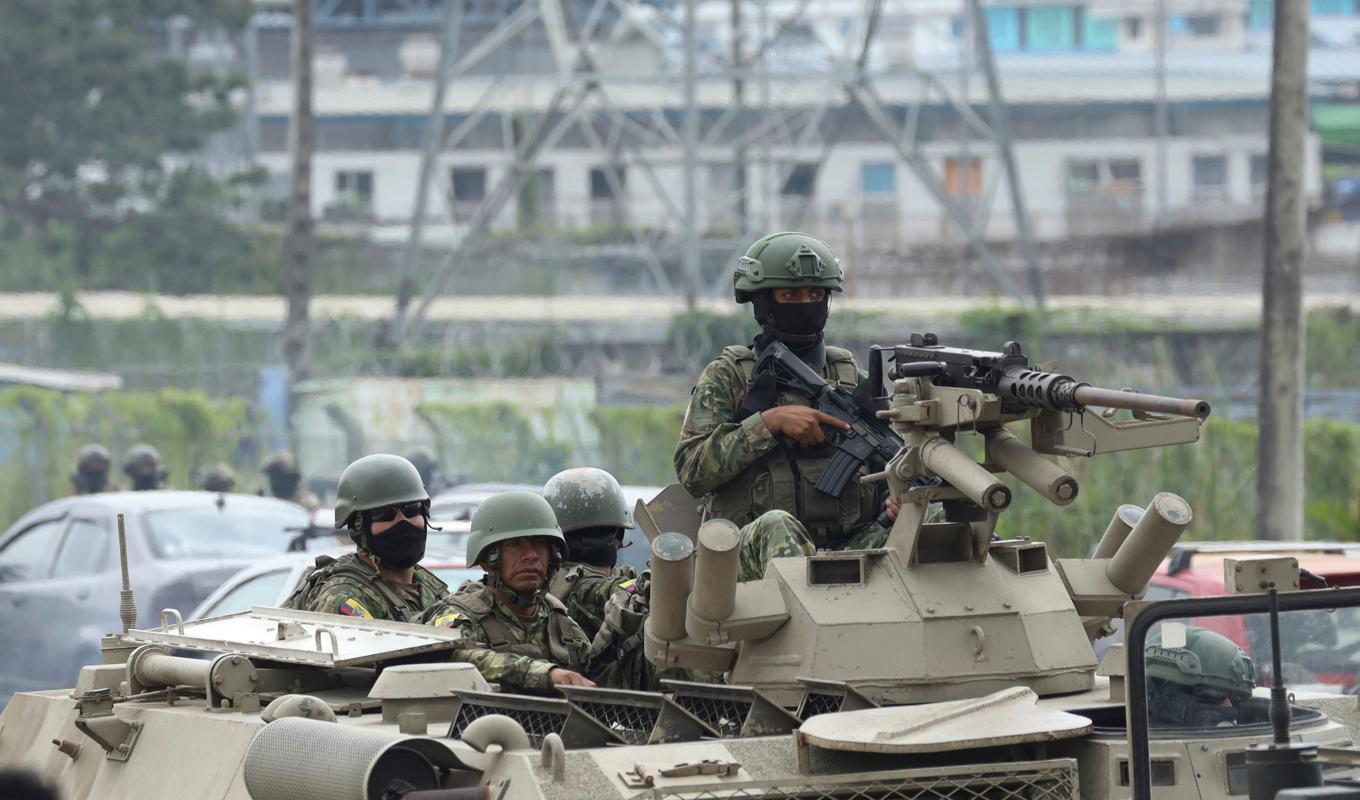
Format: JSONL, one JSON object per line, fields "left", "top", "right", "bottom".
{"left": 1070, "top": 385, "right": 1210, "bottom": 420}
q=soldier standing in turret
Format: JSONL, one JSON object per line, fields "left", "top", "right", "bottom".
{"left": 423, "top": 491, "right": 596, "bottom": 694}
{"left": 284, "top": 454, "right": 449, "bottom": 621}
{"left": 673, "top": 232, "right": 898, "bottom": 581}
{"left": 542, "top": 468, "right": 638, "bottom": 641}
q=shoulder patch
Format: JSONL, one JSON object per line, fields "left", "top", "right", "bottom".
{"left": 339, "top": 597, "right": 373, "bottom": 618}
{"left": 431, "top": 611, "right": 462, "bottom": 628}
{"left": 620, "top": 578, "right": 637, "bottom": 593}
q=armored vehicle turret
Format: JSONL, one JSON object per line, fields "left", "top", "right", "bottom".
{"left": 3, "top": 337, "right": 1360, "bottom": 800}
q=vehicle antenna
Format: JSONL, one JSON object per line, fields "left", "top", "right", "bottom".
{"left": 1266, "top": 582, "right": 1290, "bottom": 745}
{"left": 118, "top": 513, "right": 137, "bottom": 633}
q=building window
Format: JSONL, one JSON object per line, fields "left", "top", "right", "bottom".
{"left": 944, "top": 157, "right": 982, "bottom": 199}
{"left": 860, "top": 162, "right": 897, "bottom": 196}
{"left": 1250, "top": 154, "right": 1269, "bottom": 188}
{"left": 781, "top": 163, "right": 818, "bottom": 197}
{"left": 1192, "top": 155, "right": 1228, "bottom": 192}
{"left": 1022, "top": 5, "right": 1078, "bottom": 52}
{"left": 1180, "top": 14, "right": 1222, "bottom": 36}
{"left": 450, "top": 167, "right": 486, "bottom": 203}
{"left": 1065, "top": 158, "right": 1142, "bottom": 194}
{"left": 590, "top": 166, "right": 625, "bottom": 200}
{"left": 334, "top": 170, "right": 373, "bottom": 208}
{"left": 1125, "top": 16, "right": 1143, "bottom": 38}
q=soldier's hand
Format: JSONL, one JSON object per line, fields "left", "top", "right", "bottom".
{"left": 760, "top": 407, "right": 849, "bottom": 448}
{"left": 549, "top": 667, "right": 596, "bottom": 688}
{"left": 883, "top": 497, "right": 900, "bottom": 522}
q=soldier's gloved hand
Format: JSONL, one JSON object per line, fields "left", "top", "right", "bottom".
{"left": 760, "top": 406, "right": 848, "bottom": 448}
{"left": 549, "top": 667, "right": 596, "bottom": 687}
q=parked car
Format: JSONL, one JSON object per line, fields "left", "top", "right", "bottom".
{"left": 0, "top": 491, "right": 312, "bottom": 704}
{"left": 1098, "top": 541, "right": 1360, "bottom": 692}
{"left": 191, "top": 541, "right": 479, "bottom": 620}
{"left": 429, "top": 482, "right": 664, "bottom": 572}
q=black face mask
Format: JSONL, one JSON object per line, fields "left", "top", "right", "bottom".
{"left": 751, "top": 292, "right": 830, "bottom": 348}
{"left": 769, "top": 297, "right": 829, "bottom": 336}
{"left": 367, "top": 519, "right": 427, "bottom": 570}
{"left": 566, "top": 528, "right": 623, "bottom": 568}
{"left": 74, "top": 470, "right": 108, "bottom": 493}
{"left": 269, "top": 473, "right": 300, "bottom": 499}
{"left": 130, "top": 472, "right": 159, "bottom": 491}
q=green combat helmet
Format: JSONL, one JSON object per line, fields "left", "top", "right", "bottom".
{"left": 334, "top": 454, "right": 430, "bottom": 548}
{"left": 72, "top": 444, "right": 114, "bottom": 493}
{"left": 732, "top": 231, "right": 845, "bottom": 303}
{"left": 543, "top": 468, "right": 632, "bottom": 567}
{"left": 466, "top": 490, "right": 567, "bottom": 606}
{"left": 123, "top": 443, "right": 165, "bottom": 491}
{"left": 1146, "top": 625, "right": 1257, "bottom": 728}
{"left": 199, "top": 462, "right": 237, "bottom": 493}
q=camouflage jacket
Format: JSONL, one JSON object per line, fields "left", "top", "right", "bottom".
{"left": 424, "top": 581, "right": 592, "bottom": 694}
{"left": 284, "top": 553, "right": 449, "bottom": 622}
{"left": 547, "top": 562, "right": 639, "bottom": 642}
{"left": 587, "top": 572, "right": 722, "bottom": 691}
{"left": 674, "top": 344, "right": 885, "bottom": 542}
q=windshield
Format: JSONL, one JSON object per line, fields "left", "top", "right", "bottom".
{"left": 143, "top": 508, "right": 307, "bottom": 559}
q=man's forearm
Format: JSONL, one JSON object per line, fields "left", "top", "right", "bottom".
{"left": 674, "top": 413, "right": 778, "bottom": 495}
{"left": 452, "top": 647, "right": 555, "bottom": 691}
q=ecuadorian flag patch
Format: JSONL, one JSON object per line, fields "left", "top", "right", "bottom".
{"left": 432, "top": 612, "right": 462, "bottom": 628}
{"left": 339, "top": 598, "right": 373, "bottom": 618}
{"left": 620, "top": 579, "right": 637, "bottom": 593}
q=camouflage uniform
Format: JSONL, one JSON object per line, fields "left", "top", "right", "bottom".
{"left": 547, "top": 562, "right": 639, "bottom": 642}
{"left": 675, "top": 349, "right": 889, "bottom": 582}
{"left": 425, "top": 581, "right": 592, "bottom": 694}
{"left": 586, "top": 573, "right": 722, "bottom": 690}
{"left": 284, "top": 553, "right": 449, "bottom": 622}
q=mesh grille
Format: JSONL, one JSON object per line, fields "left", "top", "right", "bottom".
{"left": 673, "top": 695, "right": 751, "bottom": 738}
{"left": 449, "top": 701, "right": 564, "bottom": 748}
{"left": 575, "top": 700, "right": 661, "bottom": 745}
{"left": 798, "top": 692, "right": 843, "bottom": 721}
{"left": 653, "top": 763, "right": 1077, "bottom": 800}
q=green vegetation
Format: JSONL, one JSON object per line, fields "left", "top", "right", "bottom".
{"left": 0, "top": 386, "right": 259, "bottom": 528}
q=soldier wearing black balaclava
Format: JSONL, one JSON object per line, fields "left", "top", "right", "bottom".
{"left": 123, "top": 444, "right": 167, "bottom": 491}
{"left": 674, "top": 232, "right": 900, "bottom": 582}
{"left": 70, "top": 445, "right": 122, "bottom": 494}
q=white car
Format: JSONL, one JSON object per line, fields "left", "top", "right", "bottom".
{"left": 190, "top": 522, "right": 477, "bottom": 620}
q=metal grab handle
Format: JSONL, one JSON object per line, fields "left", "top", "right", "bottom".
{"left": 314, "top": 628, "right": 339, "bottom": 655}
{"left": 160, "top": 609, "right": 185, "bottom": 635}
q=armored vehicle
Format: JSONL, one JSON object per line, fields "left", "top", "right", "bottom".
{"left": 3, "top": 337, "right": 1359, "bottom": 800}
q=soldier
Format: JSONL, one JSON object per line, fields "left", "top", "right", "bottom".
{"left": 261, "top": 450, "right": 321, "bottom": 509}
{"left": 283, "top": 454, "right": 449, "bottom": 622}
{"left": 123, "top": 443, "right": 167, "bottom": 491}
{"left": 542, "top": 467, "right": 638, "bottom": 641}
{"left": 406, "top": 446, "right": 448, "bottom": 495}
{"left": 1146, "top": 625, "right": 1257, "bottom": 728}
{"left": 69, "top": 444, "right": 121, "bottom": 494}
{"left": 673, "top": 232, "right": 898, "bottom": 581}
{"left": 198, "top": 462, "right": 236, "bottom": 493}
{"left": 423, "top": 491, "right": 595, "bottom": 694}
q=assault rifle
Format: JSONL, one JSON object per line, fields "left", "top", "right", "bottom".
{"left": 752, "top": 341, "right": 904, "bottom": 497}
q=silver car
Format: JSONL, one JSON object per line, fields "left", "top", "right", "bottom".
{"left": 0, "top": 491, "right": 312, "bottom": 704}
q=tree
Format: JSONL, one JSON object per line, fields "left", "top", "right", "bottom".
{"left": 0, "top": 0, "right": 249, "bottom": 286}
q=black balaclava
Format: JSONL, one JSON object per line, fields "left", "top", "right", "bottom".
{"left": 366, "top": 518, "right": 427, "bottom": 571}
{"left": 129, "top": 470, "right": 159, "bottom": 491}
{"left": 751, "top": 290, "right": 830, "bottom": 370}
{"left": 269, "top": 472, "right": 301, "bottom": 499}
{"left": 73, "top": 469, "right": 109, "bottom": 494}
{"left": 566, "top": 526, "right": 624, "bottom": 568}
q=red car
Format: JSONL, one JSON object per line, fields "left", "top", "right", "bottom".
{"left": 1146, "top": 541, "right": 1360, "bottom": 691}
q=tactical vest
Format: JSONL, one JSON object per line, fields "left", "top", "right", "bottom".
{"left": 705, "top": 344, "right": 879, "bottom": 542}
{"left": 548, "top": 563, "right": 596, "bottom": 608}
{"left": 282, "top": 553, "right": 449, "bottom": 623}
{"left": 441, "top": 583, "right": 581, "bottom": 667}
